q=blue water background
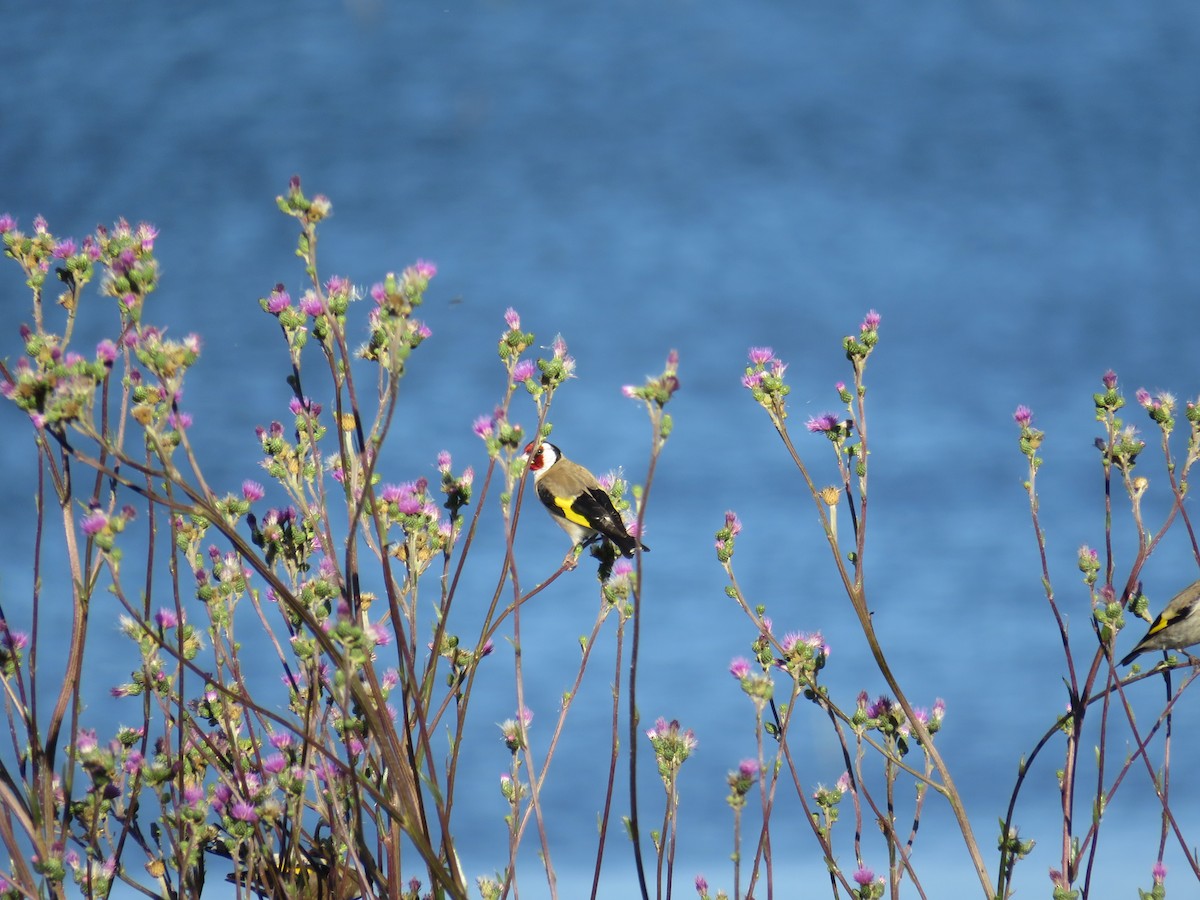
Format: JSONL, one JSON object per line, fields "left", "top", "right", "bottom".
{"left": 3, "top": 2, "right": 1200, "bottom": 895}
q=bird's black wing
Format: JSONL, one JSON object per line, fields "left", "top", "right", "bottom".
{"left": 575, "top": 487, "right": 641, "bottom": 556}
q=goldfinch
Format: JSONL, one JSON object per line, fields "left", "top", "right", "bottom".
{"left": 522, "top": 441, "right": 648, "bottom": 561}
{"left": 1120, "top": 578, "right": 1200, "bottom": 666}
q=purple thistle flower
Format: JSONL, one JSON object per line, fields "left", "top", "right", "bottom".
{"left": 1153, "top": 861, "right": 1167, "bottom": 883}
{"left": 513, "top": 359, "right": 536, "bottom": 382}
{"left": 695, "top": 875, "right": 708, "bottom": 895}
{"left": 154, "top": 608, "right": 179, "bottom": 629}
{"left": 0, "top": 214, "right": 15, "bottom": 234}
{"left": 437, "top": 449, "right": 452, "bottom": 473}
{"left": 1013, "top": 405, "right": 1033, "bottom": 427}
{"left": 242, "top": 480, "right": 265, "bottom": 502}
{"left": 805, "top": 412, "right": 840, "bottom": 433}
{"left": 412, "top": 259, "right": 437, "bottom": 279}
{"left": 729, "top": 657, "right": 751, "bottom": 679}
{"left": 76, "top": 728, "right": 98, "bottom": 754}
{"left": 183, "top": 784, "right": 205, "bottom": 807}
{"left": 33, "top": 215, "right": 47, "bottom": 234}
{"left": 1102, "top": 369, "right": 1118, "bottom": 389}
{"left": 504, "top": 307, "right": 521, "bottom": 330}
{"left": 747, "top": 347, "right": 774, "bottom": 366}
{"left": 737, "top": 759, "right": 759, "bottom": 779}
{"left": 167, "top": 411, "right": 192, "bottom": 430}
{"left": 741, "top": 370, "right": 764, "bottom": 390}
{"left": 299, "top": 291, "right": 326, "bottom": 316}
{"left": 53, "top": 239, "right": 77, "bottom": 259}
{"left": 853, "top": 865, "right": 875, "bottom": 886}
{"left": 860, "top": 309, "right": 881, "bottom": 332}
{"left": 724, "top": 510, "right": 741, "bottom": 535}
{"left": 137, "top": 222, "right": 158, "bottom": 250}
{"left": 230, "top": 800, "right": 258, "bottom": 823}
{"left": 81, "top": 511, "right": 108, "bottom": 536}
{"left": 95, "top": 339, "right": 118, "bottom": 365}
{"left": 472, "top": 415, "right": 494, "bottom": 439}
{"left": 266, "top": 286, "right": 291, "bottom": 314}
{"left": 867, "top": 696, "right": 892, "bottom": 719}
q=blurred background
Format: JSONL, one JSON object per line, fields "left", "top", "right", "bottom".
{"left": 3, "top": 1, "right": 1200, "bottom": 895}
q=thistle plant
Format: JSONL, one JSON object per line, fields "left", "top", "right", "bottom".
{"left": 3, "top": 185, "right": 1200, "bottom": 900}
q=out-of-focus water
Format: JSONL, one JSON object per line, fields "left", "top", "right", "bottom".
{"left": 3, "top": 2, "right": 1200, "bottom": 896}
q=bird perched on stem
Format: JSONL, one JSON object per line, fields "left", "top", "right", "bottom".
{"left": 1120, "top": 579, "right": 1200, "bottom": 667}
{"left": 522, "top": 441, "right": 648, "bottom": 567}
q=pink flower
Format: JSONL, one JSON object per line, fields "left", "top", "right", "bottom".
{"left": 1013, "top": 405, "right": 1033, "bottom": 427}
{"left": 242, "top": 480, "right": 265, "bottom": 502}
{"left": 81, "top": 511, "right": 108, "bottom": 536}
{"left": 747, "top": 347, "right": 774, "bottom": 365}
{"left": 729, "top": 657, "right": 751, "bottom": 679}
{"left": 860, "top": 309, "right": 881, "bottom": 331}
{"left": 504, "top": 307, "right": 521, "bottom": 330}
{"left": 95, "top": 339, "right": 118, "bottom": 364}
{"left": 852, "top": 865, "right": 875, "bottom": 886}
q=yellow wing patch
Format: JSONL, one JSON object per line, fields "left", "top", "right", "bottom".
{"left": 554, "top": 496, "right": 593, "bottom": 528}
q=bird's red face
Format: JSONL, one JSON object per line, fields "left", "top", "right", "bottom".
{"left": 523, "top": 441, "right": 546, "bottom": 472}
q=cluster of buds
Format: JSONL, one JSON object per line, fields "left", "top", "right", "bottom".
{"left": 93, "top": 219, "right": 160, "bottom": 324}
{"left": 194, "top": 546, "right": 253, "bottom": 623}
{"left": 645, "top": 717, "right": 698, "bottom": 785}
{"left": 1012, "top": 405, "right": 1044, "bottom": 467}
{"left": 1, "top": 334, "right": 117, "bottom": 432}
{"left": 249, "top": 505, "right": 320, "bottom": 583}
{"left": 725, "top": 759, "right": 759, "bottom": 811}
{"left": 842, "top": 309, "right": 881, "bottom": 373}
{"left": 80, "top": 504, "right": 137, "bottom": 555}
{"left": 729, "top": 657, "right": 774, "bottom": 708}
{"left": 1091, "top": 372, "right": 1146, "bottom": 473}
{"left": 741, "top": 346, "right": 789, "bottom": 423}
{"left": 622, "top": 349, "right": 681, "bottom": 439}
{"left": 852, "top": 692, "right": 946, "bottom": 754}
{"left": 536, "top": 333, "right": 576, "bottom": 390}
{"left": 115, "top": 608, "right": 201, "bottom": 702}
{"left": 0, "top": 621, "right": 29, "bottom": 678}
{"left": 1091, "top": 583, "right": 1126, "bottom": 648}
{"left": 473, "top": 406, "right": 524, "bottom": 458}
{"left": 260, "top": 284, "right": 308, "bottom": 367}
{"left": 714, "top": 510, "right": 741, "bottom": 564}
{"left": 498, "top": 307, "right": 533, "bottom": 366}
{"left": 811, "top": 772, "right": 853, "bottom": 837}
{"left": 380, "top": 478, "right": 453, "bottom": 579}
{"left": 1136, "top": 387, "right": 1175, "bottom": 433}
{"left": 70, "top": 725, "right": 149, "bottom": 846}
{"left": 1, "top": 213, "right": 99, "bottom": 309}
{"left": 601, "top": 558, "right": 636, "bottom": 607}
{"left": 257, "top": 419, "right": 320, "bottom": 496}
{"left": 276, "top": 175, "right": 332, "bottom": 229}
{"left": 432, "top": 632, "right": 493, "bottom": 693}
{"left": 499, "top": 707, "right": 533, "bottom": 753}
{"left": 776, "top": 630, "right": 829, "bottom": 685}
{"left": 362, "top": 264, "right": 435, "bottom": 374}
{"left": 437, "top": 449, "right": 474, "bottom": 525}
